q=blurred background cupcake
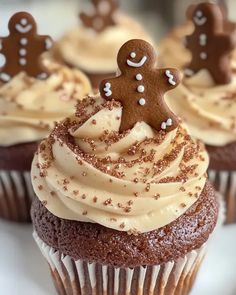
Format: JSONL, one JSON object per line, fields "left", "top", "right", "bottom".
{"left": 51, "top": 0, "right": 154, "bottom": 88}
{"left": 0, "top": 11, "right": 91, "bottom": 222}
{"left": 164, "top": 2, "right": 236, "bottom": 224}
{"left": 31, "top": 40, "right": 219, "bottom": 295}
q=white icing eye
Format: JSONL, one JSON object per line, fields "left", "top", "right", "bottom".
{"left": 20, "top": 18, "right": 28, "bottom": 25}
{"left": 196, "top": 10, "right": 203, "bottom": 17}
{"left": 138, "top": 98, "right": 146, "bottom": 106}
{"left": 136, "top": 74, "right": 143, "bottom": 81}
{"left": 130, "top": 52, "right": 136, "bottom": 59}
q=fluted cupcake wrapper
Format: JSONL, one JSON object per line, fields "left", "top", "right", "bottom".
{"left": 209, "top": 170, "right": 236, "bottom": 224}
{"left": 33, "top": 232, "right": 207, "bottom": 295}
{"left": 0, "top": 170, "right": 34, "bottom": 222}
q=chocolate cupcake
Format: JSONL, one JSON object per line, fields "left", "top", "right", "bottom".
{"left": 164, "top": 2, "right": 236, "bottom": 223}
{"left": 0, "top": 12, "right": 91, "bottom": 222}
{"left": 51, "top": 0, "right": 153, "bottom": 89}
{"left": 31, "top": 39, "right": 218, "bottom": 295}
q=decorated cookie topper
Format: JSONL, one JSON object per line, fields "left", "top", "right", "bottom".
{"left": 0, "top": 12, "right": 53, "bottom": 82}
{"left": 99, "top": 39, "right": 180, "bottom": 133}
{"left": 80, "top": 0, "right": 119, "bottom": 33}
{"left": 185, "top": 2, "right": 236, "bottom": 85}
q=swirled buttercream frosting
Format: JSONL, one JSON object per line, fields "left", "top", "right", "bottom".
{"left": 166, "top": 69, "right": 236, "bottom": 146}
{"left": 54, "top": 14, "right": 153, "bottom": 74}
{"left": 32, "top": 94, "right": 209, "bottom": 233}
{"left": 0, "top": 61, "right": 91, "bottom": 146}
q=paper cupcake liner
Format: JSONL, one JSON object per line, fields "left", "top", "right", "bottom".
{"left": 209, "top": 169, "right": 236, "bottom": 224}
{"left": 0, "top": 170, "right": 34, "bottom": 222}
{"left": 34, "top": 232, "right": 206, "bottom": 295}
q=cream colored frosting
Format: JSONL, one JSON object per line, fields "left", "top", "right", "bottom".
{"left": 166, "top": 69, "right": 236, "bottom": 146}
{"left": 160, "top": 23, "right": 236, "bottom": 146}
{"left": 32, "top": 95, "right": 209, "bottom": 233}
{"left": 55, "top": 14, "right": 153, "bottom": 74}
{"left": 0, "top": 61, "right": 91, "bottom": 146}
{"left": 158, "top": 22, "right": 193, "bottom": 69}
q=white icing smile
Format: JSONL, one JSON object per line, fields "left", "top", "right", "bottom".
{"left": 127, "top": 55, "right": 147, "bottom": 68}
{"left": 193, "top": 10, "right": 207, "bottom": 26}
{"left": 15, "top": 19, "right": 33, "bottom": 34}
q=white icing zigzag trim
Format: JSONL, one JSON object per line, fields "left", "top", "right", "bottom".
{"left": 165, "top": 70, "right": 176, "bottom": 86}
{"left": 104, "top": 82, "right": 112, "bottom": 97}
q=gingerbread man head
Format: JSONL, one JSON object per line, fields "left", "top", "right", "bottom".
{"left": 0, "top": 11, "right": 53, "bottom": 82}
{"left": 188, "top": 2, "right": 224, "bottom": 33}
{"left": 185, "top": 2, "right": 236, "bottom": 85}
{"left": 8, "top": 11, "right": 37, "bottom": 35}
{"left": 99, "top": 39, "right": 181, "bottom": 133}
{"left": 80, "top": 0, "right": 119, "bottom": 33}
{"left": 117, "top": 39, "right": 156, "bottom": 73}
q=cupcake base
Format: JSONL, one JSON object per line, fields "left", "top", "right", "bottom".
{"left": 0, "top": 170, "right": 34, "bottom": 222}
{"left": 34, "top": 232, "right": 206, "bottom": 295}
{"left": 209, "top": 169, "right": 236, "bottom": 224}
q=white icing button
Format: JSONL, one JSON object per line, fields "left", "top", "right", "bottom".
{"left": 20, "top": 38, "right": 28, "bottom": 46}
{"left": 19, "top": 58, "right": 27, "bottom": 66}
{"left": 200, "top": 52, "right": 207, "bottom": 60}
{"left": 138, "top": 98, "right": 146, "bottom": 106}
{"left": 199, "top": 34, "right": 207, "bottom": 46}
{"left": 93, "top": 17, "right": 104, "bottom": 30}
{"left": 130, "top": 52, "right": 136, "bottom": 58}
{"left": 137, "top": 85, "right": 145, "bottom": 93}
{"left": 19, "top": 48, "right": 27, "bottom": 56}
{"left": 136, "top": 74, "right": 143, "bottom": 81}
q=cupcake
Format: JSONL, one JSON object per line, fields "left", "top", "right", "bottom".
{"left": 0, "top": 12, "right": 91, "bottom": 222}
{"left": 52, "top": 0, "right": 153, "bottom": 88}
{"left": 164, "top": 2, "right": 236, "bottom": 223}
{"left": 31, "top": 39, "right": 218, "bottom": 295}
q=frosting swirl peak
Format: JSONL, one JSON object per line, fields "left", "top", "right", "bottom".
{"left": 32, "top": 95, "right": 209, "bottom": 233}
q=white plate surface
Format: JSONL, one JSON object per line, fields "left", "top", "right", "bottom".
{"left": 0, "top": 221, "right": 235, "bottom": 295}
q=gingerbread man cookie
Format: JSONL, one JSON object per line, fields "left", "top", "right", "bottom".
{"left": 99, "top": 39, "right": 180, "bottom": 133}
{"left": 0, "top": 12, "right": 53, "bottom": 82}
{"left": 80, "top": 0, "right": 119, "bottom": 33}
{"left": 185, "top": 2, "right": 236, "bottom": 85}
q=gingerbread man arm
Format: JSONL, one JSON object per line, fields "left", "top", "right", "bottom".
{"left": 216, "top": 33, "right": 236, "bottom": 52}
{"left": 99, "top": 77, "right": 123, "bottom": 102}
{"left": 158, "top": 68, "right": 181, "bottom": 93}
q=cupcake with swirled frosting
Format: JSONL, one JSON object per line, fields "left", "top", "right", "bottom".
{"left": 0, "top": 60, "right": 91, "bottom": 222}
{"left": 52, "top": 0, "right": 153, "bottom": 89}
{"left": 31, "top": 39, "right": 218, "bottom": 295}
{"left": 164, "top": 2, "right": 236, "bottom": 223}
